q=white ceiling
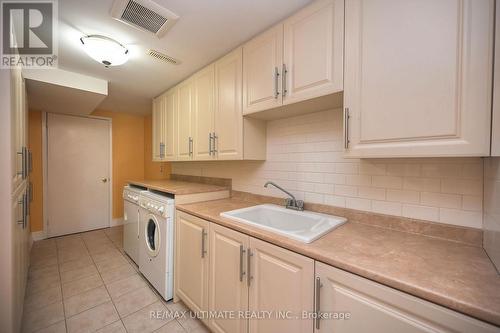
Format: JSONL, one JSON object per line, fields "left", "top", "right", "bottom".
{"left": 57, "top": 0, "right": 313, "bottom": 115}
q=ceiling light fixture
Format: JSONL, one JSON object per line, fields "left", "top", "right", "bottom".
{"left": 80, "top": 34, "right": 129, "bottom": 67}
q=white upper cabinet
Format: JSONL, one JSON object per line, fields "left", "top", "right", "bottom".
{"left": 243, "top": 0, "right": 344, "bottom": 116}
{"left": 164, "top": 88, "right": 177, "bottom": 161}
{"left": 177, "top": 79, "right": 194, "bottom": 160}
{"left": 193, "top": 64, "right": 216, "bottom": 160}
{"left": 243, "top": 25, "right": 284, "bottom": 114}
{"left": 215, "top": 48, "right": 244, "bottom": 160}
{"left": 282, "top": 0, "right": 344, "bottom": 105}
{"left": 344, "top": 0, "right": 494, "bottom": 158}
{"left": 152, "top": 96, "right": 163, "bottom": 161}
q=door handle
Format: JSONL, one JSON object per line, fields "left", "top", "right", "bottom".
{"left": 274, "top": 67, "right": 280, "bottom": 99}
{"left": 282, "top": 63, "right": 287, "bottom": 97}
{"left": 201, "top": 228, "right": 207, "bottom": 258}
{"left": 101, "top": 178, "right": 108, "bottom": 183}
{"left": 315, "top": 277, "right": 323, "bottom": 330}
{"left": 209, "top": 133, "right": 213, "bottom": 156}
{"left": 212, "top": 132, "right": 218, "bottom": 155}
{"left": 344, "top": 108, "right": 350, "bottom": 149}
{"left": 247, "top": 248, "right": 253, "bottom": 287}
{"left": 239, "top": 245, "right": 246, "bottom": 282}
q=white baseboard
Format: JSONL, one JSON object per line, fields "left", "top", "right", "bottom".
{"left": 111, "top": 218, "right": 124, "bottom": 227}
{"left": 31, "top": 231, "right": 47, "bottom": 241}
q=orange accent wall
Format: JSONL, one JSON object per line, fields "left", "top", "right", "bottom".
{"left": 92, "top": 109, "right": 145, "bottom": 219}
{"left": 27, "top": 110, "right": 172, "bottom": 232}
{"left": 144, "top": 114, "right": 171, "bottom": 180}
{"left": 28, "top": 110, "right": 43, "bottom": 232}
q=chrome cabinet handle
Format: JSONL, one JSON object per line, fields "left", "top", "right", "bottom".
{"left": 189, "top": 137, "right": 193, "bottom": 156}
{"left": 344, "top": 108, "right": 350, "bottom": 149}
{"left": 239, "top": 245, "right": 246, "bottom": 282}
{"left": 274, "top": 67, "right": 280, "bottom": 99}
{"left": 201, "top": 228, "right": 207, "bottom": 258}
{"left": 247, "top": 248, "right": 253, "bottom": 286}
{"left": 159, "top": 143, "right": 165, "bottom": 158}
{"left": 315, "top": 277, "right": 323, "bottom": 330}
{"left": 17, "top": 196, "right": 24, "bottom": 227}
{"left": 17, "top": 147, "right": 27, "bottom": 179}
{"left": 282, "top": 64, "right": 287, "bottom": 97}
{"left": 209, "top": 133, "right": 213, "bottom": 156}
{"left": 212, "top": 132, "right": 218, "bottom": 154}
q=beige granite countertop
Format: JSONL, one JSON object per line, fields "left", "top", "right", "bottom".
{"left": 176, "top": 198, "right": 500, "bottom": 327}
{"left": 128, "top": 179, "right": 228, "bottom": 195}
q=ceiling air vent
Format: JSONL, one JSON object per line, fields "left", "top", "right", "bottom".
{"left": 110, "top": 0, "right": 179, "bottom": 38}
{"left": 147, "top": 49, "right": 180, "bottom": 65}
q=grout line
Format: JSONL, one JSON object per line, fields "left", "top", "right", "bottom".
{"left": 55, "top": 237, "right": 68, "bottom": 333}
{"left": 81, "top": 230, "right": 124, "bottom": 332}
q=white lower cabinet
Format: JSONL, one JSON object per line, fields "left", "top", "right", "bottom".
{"left": 175, "top": 213, "right": 499, "bottom": 333}
{"left": 247, "top": 237, "right": 314, "bottom": 333}
{"left": 314, "top": 262, "right": 499, "bottom": 333}
{"left": 209, "top": 224, "right": 249, "bottom": 333}
{"left": 174, "top": 211, "right": 209, "bottom": 321}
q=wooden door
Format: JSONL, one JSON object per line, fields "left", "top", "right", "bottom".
{"left": 152, "top": 96, "right": 163, "bottom": 161}
{"left": 177, "top": 80, "right": 194, "bottom": 160}
{"left": 283, "top": 0, "right": 343, "bottom": 105}
{"left": 209, "top": 224, "right": 249, "bottom": 333}
{"left": 175, "top": 211, "right": 210, "bottom": 318}
{"left": 193, "top": 64, "right": 215, "bottom": 160}
{"left": 344, "top": 0, "right": 494, "bottom": 157}
{"left": 164, "top": 87, "right": 178, "bottom": 160}
{"left": 248, "top": 237, "right": 314, "bottom": 333}
{"left": 215, "top": 47, "right": 243, "bottom": 160}
{"left": 243, "top": 24, "right": 283, "bottom": 114}
{"left": 314, "top": 262, "right": 498, "bottom": 333}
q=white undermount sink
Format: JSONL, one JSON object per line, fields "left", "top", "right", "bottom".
{"left": 220, "top": 204, "right": 347, "bottom": 243}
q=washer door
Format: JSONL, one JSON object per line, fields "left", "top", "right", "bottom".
{"left": 144, "top": 214, "right": 161, "bottom": 257}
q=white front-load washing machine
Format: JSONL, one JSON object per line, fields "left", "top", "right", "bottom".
{"left": 139, "top": 191, "right": 174, "bottom": 300}
{"left": 123, "top": 185, "right": 147, "bottom": 264}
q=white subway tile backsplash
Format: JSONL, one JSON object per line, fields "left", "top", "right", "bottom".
{"left": 172, "top": 109, "right": 483, "bottom": 228}
{"left": 420, "top": 192, "right": 462, "bottom": 209}
{"left": 402, "top": 204, "right": 440, "bottom": 221}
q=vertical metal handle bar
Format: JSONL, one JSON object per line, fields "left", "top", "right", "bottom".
{"left": 274, "top": 67, "right": 280, "bottom": 99}
{"left": 209, "top": 133, "right": 213, "bottom": 156}
{"left": 315, "top": 277, "right": 322, "bottom": 330}
{"left": 282, "top": 64, "right": 287, "bottom": 97}
{"left": 189, "top": 137, "right": 193, "bottom": 156}
{"left": 247, "top": 248, "right": 253, "bottom": 286}
{"left": 239, "top": 245, "right": 246, "bottom": 282}
{"left": 213, "top": 133, "right": 218, "bottom": 154}
{"left": 201, "top": 229, "right": 207, "bottom": 258}
{"left": 344, "top": 108, "right": 350, "bottom": 149}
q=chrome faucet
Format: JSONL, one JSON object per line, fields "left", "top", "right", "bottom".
{"left": 264, "top": 181, "right": 304, "bottom": 211}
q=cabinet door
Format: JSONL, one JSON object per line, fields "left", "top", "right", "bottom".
{"left": 11, "top": 66, "right": 23, "bottom": 191}
{"left": 243, "top": 24, "right": 283, "bottom": 114}
{"left": 177, "top": 79, "right": 194, "bottom": 160}
{"left": 164, "top": 87, "right": 178, "bottom": 160}
{"left": 283, "top": 0, "right": 343, "bottom": 105}
{"left": 152, "top": 96, "right": 163, "bottom": 161}
{"left": 215, "top": 47, "right": 243, "bottom": 160}
{"left": 344, "top": 0, "right": 494, "bottom": 157}
{"left": 175, "top": 211, "right": 209, "bottom": 317}
{"left": 193, "top": 64, "right": 215, "bottom": 160}
{"left": 209, "top": 224, "right": 249, "bottom": 333}
{"left": 248, "top": 237, "right": 314, "bottom": 333}
{"left": 314, "top": 262, "right": 498, "bottom": 333}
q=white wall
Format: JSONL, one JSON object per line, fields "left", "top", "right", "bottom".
{"left": 173, "top": 109, "right": 483, "bottom": 228}
{"left": 484, "top": 157, "right": 500, "bottom": 270}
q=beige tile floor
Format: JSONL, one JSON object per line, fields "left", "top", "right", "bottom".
{"left": 23, "top": 226, "right": 209, "bottom": 333}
